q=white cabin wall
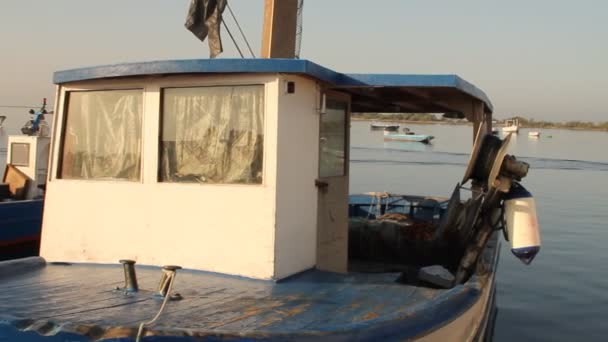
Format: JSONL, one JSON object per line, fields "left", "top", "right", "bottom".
{"left": 40, "top": 75, "right": 280, "bottom": 279}
{"left": 273, "top": 76, "right": 320, "bottom": 279}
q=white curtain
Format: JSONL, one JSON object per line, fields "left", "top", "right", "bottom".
{"left": 61, "top": 90, "right": 143, "bottom": 181}
{"left": 160, "top": 85, "right": 264, "bottom": 184}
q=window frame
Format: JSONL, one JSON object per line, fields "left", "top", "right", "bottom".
{"left": 10, "top": 143, "right": 30, "bottom": 167}
{"left": 158, "top": 83, "right": 267, "bottom": 185}
{"left": 318, "top": 92, "right": 350, "bottom": 179}
{"left": 56, "top": 88, "right": 145, "bottom": 182}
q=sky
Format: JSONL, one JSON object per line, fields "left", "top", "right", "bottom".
{"left": 0, "top": 0, "right": 606, "bottom": 124}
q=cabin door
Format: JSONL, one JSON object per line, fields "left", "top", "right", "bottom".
{"left": 316, "top": 93, "right": 350, "bottom": 273}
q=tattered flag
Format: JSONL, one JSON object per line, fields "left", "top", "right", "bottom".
{"left": 185, "top": 0, "right": 227, "bottom": 58}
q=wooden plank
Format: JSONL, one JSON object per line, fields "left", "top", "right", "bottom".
{"left": 261, "top": 0, "right": 298, "bottom": 58}
{"left": 472, "top": 101, "right": 485, "bottom": 143}
{"left": 2, "top": 164, "right": 30, "bottom": 200}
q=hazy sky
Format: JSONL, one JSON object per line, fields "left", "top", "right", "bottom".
{"left": 0, "top": 0, "right": 606, "bottom": 123}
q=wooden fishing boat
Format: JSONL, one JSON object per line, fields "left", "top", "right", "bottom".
{"left": 0, "top": 102, "right": 49, "bottom": 261}
{"left": 0, "top": 56, "right": 541, "bottom": 342}
{"left": 0, "top": 2, "right": 541, "bottom": 341}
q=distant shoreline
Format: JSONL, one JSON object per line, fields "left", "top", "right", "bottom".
{"left": 351, "top": 118, "right": 608, "bottom": 132}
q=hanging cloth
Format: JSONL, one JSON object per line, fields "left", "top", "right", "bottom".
{"left": 185, "top": 0, "right": 227, "bottom": 58}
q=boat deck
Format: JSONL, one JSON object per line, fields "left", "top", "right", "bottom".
{"left": 0, "top": 257, "right": 488, "bottom": 341}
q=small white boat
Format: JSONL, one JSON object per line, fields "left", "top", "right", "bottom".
{"left": 502, "top": 119, "right": 520, "bottom": 133}
{"left": 384, "top": 130, "right": 434, "bottom": 143}
{"left": 528, "top": 131, "right": 541, "bottom": 137}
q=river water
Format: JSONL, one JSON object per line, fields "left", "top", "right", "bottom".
{"left": 350, "top": 121, "right": 608, "bottom": 341}
{"left": 1, "top": 117, "right": 607, "bottom": 340}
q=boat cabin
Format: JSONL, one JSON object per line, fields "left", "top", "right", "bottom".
{"left": 42, "top": 59, "right": 494, "bottom": 280}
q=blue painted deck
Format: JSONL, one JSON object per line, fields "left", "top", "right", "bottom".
{"left": 0, "top": 200, "right": 43, "bottom": 260}
{"left": 0, "top": 242, "right": 498, "bottom": 341}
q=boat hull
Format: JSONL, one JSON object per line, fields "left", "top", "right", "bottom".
{"left": 0, "top": 200, "right": 43, "bottom": 261}
{"left": 384, "top": 134, "right": 434, "bottom": 143}
{"left": 371, "top": 123, "right": 400, "bottom": 131}
{"left": 501, "top": 126, "right": 519, "bottom": 133}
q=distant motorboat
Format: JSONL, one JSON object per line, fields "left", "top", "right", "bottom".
{"left": 502, "top": 119, "right": 520, "bottom": 133}
{"left": 403, "top": 127, "right": 416, "bottom": 135}
{"left": 384, "top": 130, "right": 434, "bottom": 144}
{"left": 371, "top": 122, "right": 400, "bottom": 131}
{"left": 528, "top": 131, "right": 541, "bottom": 137}
{"left": 384, "top": 125, "right": 399, "bottom": 132}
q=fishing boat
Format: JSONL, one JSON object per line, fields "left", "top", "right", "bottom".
{"left": 0, "top": 101, "right": 49, "bottom": 261}
{"left": 0, "top": 1, "right": 542, "bottom": 341}
{"left": 528, "top": 131, "right": 541, "bottom": 137}
{"left": 384, "top": 130, "right": 435, "bottom": 143}
{"left": 370, "top": 122, "right": 400, "bottom": 131}
{"left": 502, "top": 118, "right": 520, "bottom": 133}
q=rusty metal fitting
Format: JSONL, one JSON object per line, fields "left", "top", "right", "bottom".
{"left": 119, "top": 259, "right": 138, "bottom": 292}
{"left": 157, "top": 265, "right": 182, "bottom": 297}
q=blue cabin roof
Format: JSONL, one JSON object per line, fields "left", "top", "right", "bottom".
{"left": 53, "top": 59, "right": 493, "bottom": 115}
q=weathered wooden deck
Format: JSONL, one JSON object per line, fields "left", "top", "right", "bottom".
{"left": 0, "top": 254, "right": 495, "bottom": 341}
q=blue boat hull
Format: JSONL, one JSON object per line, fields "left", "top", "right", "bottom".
{"left": 0, "top": 200, "right": 43, "bottom": 261}
{"left": 384, "top": 134, "right": 434, "bottom": 143}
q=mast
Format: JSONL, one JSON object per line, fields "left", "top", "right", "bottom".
{"left": 261, "top": 0, "right": 298, "bottom": 58}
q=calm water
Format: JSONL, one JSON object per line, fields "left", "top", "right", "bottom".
{"left": 1, "top": 118, "right": 607, "bottom": 340}
{"left": 350, "top": 121, "right": 608, "bottom": 341}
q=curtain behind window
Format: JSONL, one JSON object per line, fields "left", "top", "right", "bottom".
{"left": 160, "top": 85, "right": 264, "bottom": 184}
{"left": 60, "top": 90, "right": 143, "bottom": 181}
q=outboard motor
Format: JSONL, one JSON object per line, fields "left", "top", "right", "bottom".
{"left": 503, "top": 183, "right": 541, "bottom": 264}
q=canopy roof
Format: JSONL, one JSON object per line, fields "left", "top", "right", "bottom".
{"left": 54, "top": 59, "right": 492, "bottom": 116}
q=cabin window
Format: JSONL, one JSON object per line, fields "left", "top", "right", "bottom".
{"left": 319, "top": 100, "right": 347, "bottom": 177}
{"left": 58, "top": 89, "right": 143, "bottom": 181}
{"left": 10, "top": 143, "right": 30, "bottom": 167}
{"left": 159, "top": 85, "right": 264, "bottom": 184}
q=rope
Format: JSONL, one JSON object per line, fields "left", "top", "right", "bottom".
{"left": 222, "top": 20, "right": 244, "bottom": 58}
{"left": 135, "top": 273, "right": 176, "bottom": 342}
{"left": 226, "top": 3, "right": 255, "bottom": 58}
{"left": 367, "top": 195, "right": 376, "bottom": 219}
{"left": 0, "top": 105, "right": 48, "bottom": 109}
